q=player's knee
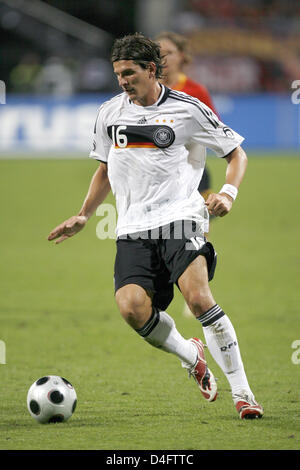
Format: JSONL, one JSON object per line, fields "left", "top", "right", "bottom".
{"left": 186, "top": 291, "right": 214, "bottom": 317}
{"left": 115, "top": 285, "right": 151, "bottom": 324}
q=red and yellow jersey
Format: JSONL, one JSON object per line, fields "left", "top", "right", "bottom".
{"left": 172, "top": 73, "right": 218, "bottom": 116}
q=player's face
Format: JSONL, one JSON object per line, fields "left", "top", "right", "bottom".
{"left": 113, "top": 60, "right": 155, "bottom": 105}
{"left": 158, "top": 38, "right": 184, "bottom": 75}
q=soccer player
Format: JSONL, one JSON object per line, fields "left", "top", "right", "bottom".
{"left": 155, "top": 31, "right": 217, "bottom": 202}
{"left": 48, "top": 33, "right": 263, "bottom": 419}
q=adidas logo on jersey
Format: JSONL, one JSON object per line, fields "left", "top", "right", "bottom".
{"left": 137, "top": 116, "right": 147, "bottom": 124}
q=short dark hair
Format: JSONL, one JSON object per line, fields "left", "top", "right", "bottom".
{"left": 111, "top": 32, "right": 164, "bottom": 79}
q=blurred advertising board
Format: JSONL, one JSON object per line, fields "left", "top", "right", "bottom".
{"left": 0, "top": 93, "right": 299, "bottom": 154}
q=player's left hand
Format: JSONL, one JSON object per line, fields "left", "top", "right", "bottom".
{"left": 205, "top": 193, "right": 233, "bottom": 217}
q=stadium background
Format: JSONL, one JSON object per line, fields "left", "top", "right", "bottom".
{"left": 1, "top": 0, "right": 300, "bottom": 152}
{"left": 0, "top": 0, "right": 299, "bottom": 451}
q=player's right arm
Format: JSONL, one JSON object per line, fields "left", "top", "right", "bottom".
{"left": 47, "top": 162, "right": 110, "bottom": 244}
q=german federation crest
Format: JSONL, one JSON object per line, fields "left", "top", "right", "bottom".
{"left": 153, "top": 126, "right": 175, "bottom": 148}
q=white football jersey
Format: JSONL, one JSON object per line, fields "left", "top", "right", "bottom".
{"left": 89, "top": 85, "right": 244, "bottom": 237}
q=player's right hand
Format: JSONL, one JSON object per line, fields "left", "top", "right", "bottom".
{"left": 47, "top": 215, "right": 88, "bottom": 244}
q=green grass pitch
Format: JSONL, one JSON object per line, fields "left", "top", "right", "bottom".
{"left": 0, "top": 153, "right": 299, "bottom": 450}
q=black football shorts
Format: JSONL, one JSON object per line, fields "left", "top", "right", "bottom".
{"left": 114, "top": 220, "right": 217, "bottom": 311}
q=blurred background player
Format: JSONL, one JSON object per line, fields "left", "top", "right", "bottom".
{"left": 155, "top": 31, "right": 218, "bottom": 202}
{"left": 156, "top": 31, "right": 218, "bottom": 317}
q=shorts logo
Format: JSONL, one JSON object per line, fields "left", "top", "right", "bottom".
{"left": 186, "top": 236, "right": 205, "bottom": 251}
{"left": 153, "top": 126, "right": 175, "bottom": 148}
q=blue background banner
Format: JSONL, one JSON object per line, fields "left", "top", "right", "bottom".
{"left": 0, "top": 93, "right": 299, "bottom": 153}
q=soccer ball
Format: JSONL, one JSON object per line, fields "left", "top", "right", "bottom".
{"left": 27, "top": 375, "right": 77, "bottom": 424}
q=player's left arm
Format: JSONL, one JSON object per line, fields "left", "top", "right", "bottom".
{"left": 205, "top": 146, "right": 248, "bottom": 217}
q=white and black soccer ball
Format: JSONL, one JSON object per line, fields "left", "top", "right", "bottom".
{"left": 27, "top": 375, "right": 77, "bottom": 424}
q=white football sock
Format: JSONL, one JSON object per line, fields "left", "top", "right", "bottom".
{"left": 136, "top": 309, "right": 197, "bottom": 366}
{"left": 198, "top": 305, "right": 252, "bottom": 397}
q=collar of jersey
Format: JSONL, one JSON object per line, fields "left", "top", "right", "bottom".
{"left": 128, "top": 84, "right": 170, "bottom": 108}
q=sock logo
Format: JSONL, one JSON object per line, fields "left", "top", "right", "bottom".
{"left": 212, "top": 322, "right": 224, "bottom": 334}
{"left": 220, "top": 341, "right": 237, "bottom": 352}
